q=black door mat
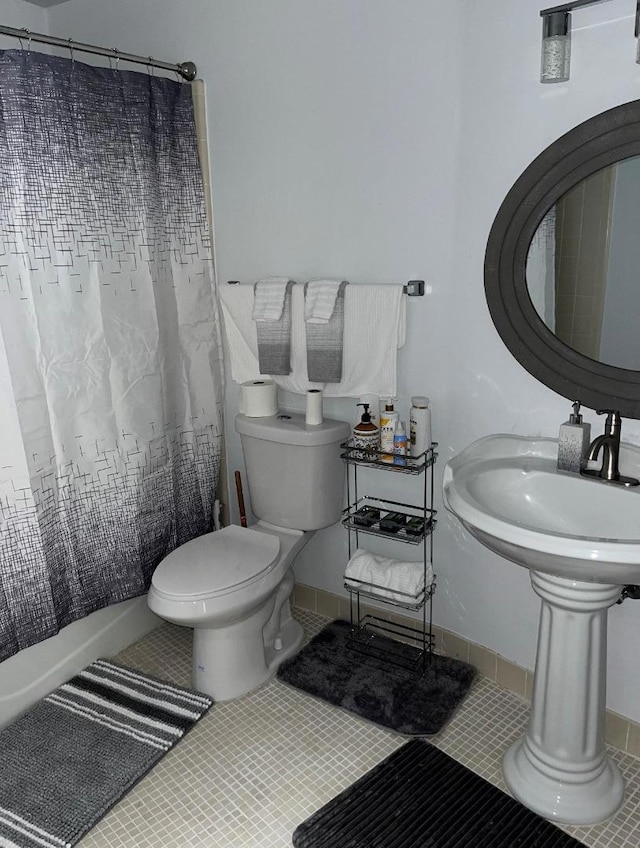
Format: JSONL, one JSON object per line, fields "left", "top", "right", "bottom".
{"left": 277, "top": 619, "right": 476, "bottom": 736}
{"left": 292, "top": 738, "right": 586, "bottom": 847}
{"left": 0, "top": 659, "right": 213, "bottom": 848}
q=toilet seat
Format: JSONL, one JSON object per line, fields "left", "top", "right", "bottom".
{"left": 151, "top": 525, "right": 280, "bottom": 600}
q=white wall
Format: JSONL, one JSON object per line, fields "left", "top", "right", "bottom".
{"left": 43, "top": 0, "right": 640, "bottom": 722}
{"left": 0, "top": 0, "right": 48, "bottom": 35}
{"left": 450, "top": 0, "right": 640, "bottom": 722}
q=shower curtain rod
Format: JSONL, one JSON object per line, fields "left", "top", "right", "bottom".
{"left": 0, "top": 24, "right": 197, "bottom": 80}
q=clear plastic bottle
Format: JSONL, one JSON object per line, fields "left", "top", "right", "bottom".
{"left": 409, "top": 396, "right": 431, "bottom": 459}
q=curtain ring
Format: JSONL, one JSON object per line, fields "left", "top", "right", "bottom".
{"left": 68, "top": 38, "right": 74, "bottom": 64}
{"left": 17, "top": 27, "right": 30, "bottom": 53}
{"left": 148, "top": 57, "right": 155, "bottom": 77}
{"left": 111, "top": 47, "right": 120, "bottom": 72}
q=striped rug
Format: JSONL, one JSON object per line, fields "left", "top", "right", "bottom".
{"left": 0, "top": 659, "right": 213, "bottom": 848}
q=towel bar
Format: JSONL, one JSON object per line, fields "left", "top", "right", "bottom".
{"left": 226, "top": 279, "right": 425, "bottom": 296}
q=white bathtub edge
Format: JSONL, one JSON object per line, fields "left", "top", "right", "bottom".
{"left": 0, "top": 595, "right": 161, "bottom": 728}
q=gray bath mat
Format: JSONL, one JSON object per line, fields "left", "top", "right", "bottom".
{"left": 277, "top": 619, "right": 475, "bottom": 735}
{"left": 0, "top": 659, "right": 213, "bottom": 848}
{"left": 292, "top": 739, "right": 585, "bottom": 847}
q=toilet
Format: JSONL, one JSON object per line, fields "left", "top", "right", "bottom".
{"left": 147, "top": 411, "right": 350, "bottom": 701}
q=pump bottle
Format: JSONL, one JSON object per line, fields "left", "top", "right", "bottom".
{"left": 353, "top": 403, "right": 379, "bottom": 459}
{"left": 557, "top": 401, "right": 590, "bottom": 473}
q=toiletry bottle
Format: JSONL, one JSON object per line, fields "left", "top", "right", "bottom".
{"left": 353, "top": 403, "right": 379, "bottom": 460}
{"left": 379, "top": 399, "right": 399, "bottom": 463}
{"left": 409, "top": 396, "right": 431, "bottom": 460}
{"left": 393, "top": 420, "right": 408, "bottom": 466}
{"left": 557, "top": 400, "right": 591, "bottom": 473}
{"left": 359, "top": 393, "right": 379, "bottom": 432}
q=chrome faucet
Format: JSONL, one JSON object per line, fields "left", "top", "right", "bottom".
{"left": 581, "top": 410, "right": 640, "bottom": 487}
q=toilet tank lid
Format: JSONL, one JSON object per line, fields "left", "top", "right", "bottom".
{"left": 235, "top": 412, "right": 350, "bottom": 446}
{"left": 152, "top": 525, "right": 280, "bottom": 597}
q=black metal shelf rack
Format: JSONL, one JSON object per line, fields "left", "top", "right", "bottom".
{"left": 341, "top": 439, "right": 438, "bottom": 670}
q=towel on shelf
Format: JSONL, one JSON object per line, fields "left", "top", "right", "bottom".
{"left": 219, "top": 282, "right": 406, "bottom": 397}
{"left": 304, "top": 279, "right": 345, "bottom": 323}
{"left": 344, "top": 548, "right": 433, "bottom": 604}
{"left": 305, "top": 280, "right": 347, "bottom": 383}
{"left": 254, "top": 278, "right": 294, "bottom": 375}
{"left": 252, "top": 277, "right": 291, "bottom": 321}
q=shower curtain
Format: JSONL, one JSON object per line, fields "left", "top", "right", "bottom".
{"left": 0, "top": 50, "right": 223, "bottom": 662}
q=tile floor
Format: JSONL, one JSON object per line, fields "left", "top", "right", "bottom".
{"left": 78, "top": 610, "right": 640, "bottom": 847}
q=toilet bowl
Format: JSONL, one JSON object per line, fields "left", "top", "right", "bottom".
{"left": 148, "top": 411, "right": 350, "bottom": 701}
{"left": 148, "top": 521, "right": 310, "bottom": 700}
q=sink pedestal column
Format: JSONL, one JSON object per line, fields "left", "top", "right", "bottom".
{"left": 503, "top": 571, "right": 624, "bottom": 825}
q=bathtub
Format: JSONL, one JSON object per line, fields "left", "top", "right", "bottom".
{"left": 0, "top": 595, "right": 161, "bottom": 729}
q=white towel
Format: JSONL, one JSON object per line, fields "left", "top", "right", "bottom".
{"left": 304, "top": 279, "right": 345, "bottom": 323}
{"left": 252, "top": 277, "right": 291, "bottom": 322}
{"left": 219, "top": 282, "right": 406, "bottom": 396}
{"left": 344, "top": 548, "right": 432, "bottom": 603}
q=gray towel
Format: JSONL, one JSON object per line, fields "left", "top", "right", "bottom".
{"left": 305, "top": 281, "right": 348, "bottom": 383}
{"left": 255, "top": 280, "right": 294, "bottom": 375}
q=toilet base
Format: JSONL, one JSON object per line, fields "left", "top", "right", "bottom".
{"left": 192, "top": 571, "right": 303, "bottom": 701}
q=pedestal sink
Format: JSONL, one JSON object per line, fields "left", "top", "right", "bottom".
{"left": 443, "top": 434, "right": 640, "bottom": 825}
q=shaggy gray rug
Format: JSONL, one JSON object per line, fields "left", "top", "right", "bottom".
{"left": 277, "top": 619, "right": 476, "bottom": 735}
{"left": 292, "top": 739, "right": 586, "bottom": 847}
{"left": 0, "top": 659, "right": 213, "bottom": 848}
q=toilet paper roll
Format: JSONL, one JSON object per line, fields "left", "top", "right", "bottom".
{"left": 240, "top": 379, "right": 278, "bottom": 417}
{"left": 305, "top": 389, "right": 323, "bottom": 425}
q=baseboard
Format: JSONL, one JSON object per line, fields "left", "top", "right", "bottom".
{"left": 293, "top": 582, "right": 640, "bottom": 759}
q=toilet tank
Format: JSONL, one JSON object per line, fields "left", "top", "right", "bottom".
{"left": 235, "top": 412, "right": 350, "bottom": 531}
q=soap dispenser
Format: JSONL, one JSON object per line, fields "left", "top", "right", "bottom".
{"left": 557, "top": 401, "right": 591, "bottom": 473}
{"left": 353, "top": 403, "right": 379, "bottom": 460}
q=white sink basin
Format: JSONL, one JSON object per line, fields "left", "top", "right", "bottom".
{"left": 443, "top": 433, "right": 640, "bottom": 584}
{"left": 442, "top": 433, "right": 640, "bottom": 826}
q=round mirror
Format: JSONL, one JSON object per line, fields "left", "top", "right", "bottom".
{"left": 485, "top": 98, "right": 640, "bottom": 419}
{"left": 527, "top": 156, "right": 640, "bottom": 371}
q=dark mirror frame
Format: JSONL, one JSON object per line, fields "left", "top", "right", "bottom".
{"left": 484, "top": 98, "right": 640, "bottom": 419}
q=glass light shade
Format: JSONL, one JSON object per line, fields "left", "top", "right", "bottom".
{"left": 541, "top": 11, "right": 571, "bottom": 84}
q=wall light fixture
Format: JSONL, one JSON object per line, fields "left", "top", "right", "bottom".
{"left": 540, "top": 0, "right": 614, "bottom": 84}
{"left": 541, "top": 9, "right": 571, "bottom": 82}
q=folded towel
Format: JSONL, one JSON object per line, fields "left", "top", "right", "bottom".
{"left": 305, "top": 280, "right": 347, "bottom": 383}
{"left": 304, "top": 279, "right": 345, "bottom": 323}
{"left": 344, "top": 548, "right": 433, "bottom": 604}
{"left": 219, "top": 282, "right": 406, "bottom": 397}
{"left": 255, "top": 280, "right": 294, "bottom": 375}
{"left": 252, "top": 277, "right": 291, "bottom": 322}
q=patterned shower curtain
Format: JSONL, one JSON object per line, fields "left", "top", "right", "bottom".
{"left": 0, "top": 50, "right": 223, "bottom": 661}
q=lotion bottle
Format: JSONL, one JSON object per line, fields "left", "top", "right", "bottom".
{"left": 409, "top": 396, "right": 431, "bottom": 459}
{"left": 353, "top": 403, "right": 379, "bottom": 460}
{"left": 380, "top": 399, "right": 398, "bottom": 463}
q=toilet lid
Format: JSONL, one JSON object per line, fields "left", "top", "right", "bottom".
{"left": 151, "top": 525, "right": 280, "bottom": 599}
